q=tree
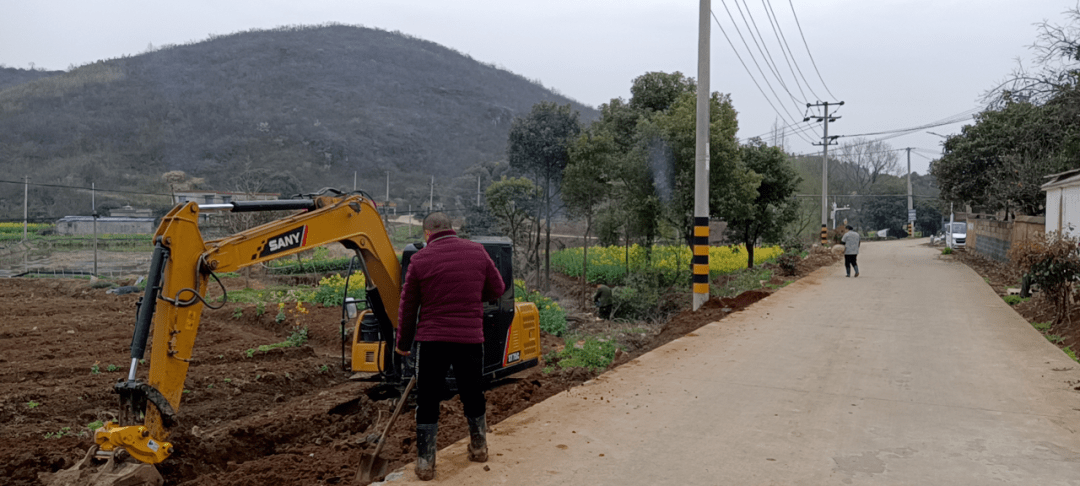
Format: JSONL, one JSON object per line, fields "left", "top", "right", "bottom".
{"left": 862, "top": 194, "right": 907, "bottom": 235}
{"left": 833, "top": 139, "right": 900, "bottom": 195}
{"left": 723, "top": 140, "right": 802, "bottom": 267}
{"left": 485, "top": 177, "right": 539, "bottom": 271}
{"left": 629, "top": 71, "right": 696, "bottom": 113}
{"left": 649, "top": 90, "right": 757, "bottom": 247}
{"left": 931, "top": 101, "right": 1067, "bottom": 216}
{"left": 565, "top": 130, "right": 616, "bottom": 307}
{"left": 507, "top": 102, "right": 582, "bottom": 290}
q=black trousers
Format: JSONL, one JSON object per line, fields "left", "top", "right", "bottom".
{"left": 415, "top": 341, "right": 486, "bottom": 425}
{"left": 844, "top": 254, "right": 859, "bottom": 274}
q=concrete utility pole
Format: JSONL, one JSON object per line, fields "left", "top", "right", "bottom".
{"left": 477, "top": 175, "right": 482, "bottom": 207}
{"left": 353, "top": 171, "right": 357, "bottom": 192}
{"left": 805, "top": 101, "right": 844, "bottom": 245}
{"left": 692, "top": 0, "right": 711, "bottom": 311}
{"left": 385, "top": 171, "right": 390, "bottom": 203}
{"left": 23, "top": 176, "right": 29, "bottom": 242}
{"left": 907, "top": 148, "right": 913, "bottom": 237}
{"left": 429, "top": 175, "right": 434, "bottom": 211}
{"left": 93, "top": 182, "right": 98, "bottom": 276}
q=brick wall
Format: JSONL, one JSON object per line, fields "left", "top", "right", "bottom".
{"left": 969, "top": 216, "right": 1046, "bottom": 263}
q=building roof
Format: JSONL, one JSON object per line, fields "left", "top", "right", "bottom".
{"left": 1041, "top": 168, "right": 1080, "bottom": 191}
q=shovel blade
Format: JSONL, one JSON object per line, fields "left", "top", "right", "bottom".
{"left": 355, "top": 453, "right": 388, "bottom": 484}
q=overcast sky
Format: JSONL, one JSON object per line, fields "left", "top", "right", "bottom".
{"left": 1, "top": 0, "right": 1072, "bottom": 175}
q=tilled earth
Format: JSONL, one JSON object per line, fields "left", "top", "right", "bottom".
{"left": 2, "top": 249, "right": 838, "bottom": 485}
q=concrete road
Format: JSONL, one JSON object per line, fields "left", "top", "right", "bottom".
{"left": 382, "top": 239, "right": 1080, "bottom": 485}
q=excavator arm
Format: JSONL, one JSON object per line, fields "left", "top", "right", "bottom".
{"left": 95, "top": 192, "right": 401, "bottom": 466}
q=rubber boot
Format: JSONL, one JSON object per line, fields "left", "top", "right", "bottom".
{"left": 415, "top": 423, "right": 437, "bottom": 481}
{"left": 467, "top": 414, "right": 488, "bottom": 462}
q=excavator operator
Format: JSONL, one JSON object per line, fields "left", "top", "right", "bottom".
{"left": 394, "top": 211, "right": 505, "bottom": 481}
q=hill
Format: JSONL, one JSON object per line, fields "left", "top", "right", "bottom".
{"left": 0, "top": 24, "right": 597, "bottom": 221}
{"left": 0, "top": 67, "right": 64, "bottom": 90}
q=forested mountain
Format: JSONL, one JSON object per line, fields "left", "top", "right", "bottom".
{"left": 0, "top": 24, "right": 597, "bottom": 221}
{"left": 0, "top": 67, "right": 64, "bottom": 90}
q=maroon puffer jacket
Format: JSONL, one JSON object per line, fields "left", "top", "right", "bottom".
{"left": 396, "top": 229, "right": 505, "bottom": 351}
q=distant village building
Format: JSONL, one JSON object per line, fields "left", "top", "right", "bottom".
{"left": 109, "top": 205, "right": 154, "bottom": 218}
{"left": 55, "top": 216, "right": 156, "bottom": 235}
{"left": 171, "top": 191, "right": 279, "bottom": 206}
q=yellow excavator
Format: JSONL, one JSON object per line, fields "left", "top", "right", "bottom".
{"left": 44, "top": 189, "right": 540, "bottom": 486}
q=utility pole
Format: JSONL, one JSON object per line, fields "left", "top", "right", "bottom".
{"left": 93, "top": 182, "right": 98, "bottom": 276}
{"left": 429, "top": 175, "right": 434, "bottom": 212}
{"left": 692, "top": 0, "right": 711, "bottom": 311}
{"left": 907, "top": 147, "right": 913, "bottom": 237}
{"left": 353, "top": 171, "right": 357, "bottom": 192}
{"left": 23, "top": 175, "right": 30, "bottom": 242}
{"left": 477, "top": 175, "right": 482, "bottom": 208}
{"left": 805, "top": 101, "right": 843, "bottom": 245}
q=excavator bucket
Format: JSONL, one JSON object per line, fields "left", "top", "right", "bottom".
{"left": 40, "top": 446, "right": 163, "bottom": 486}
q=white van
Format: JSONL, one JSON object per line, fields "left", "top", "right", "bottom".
{"left": 945, "top": 222, "right": 967, "bottom": 249}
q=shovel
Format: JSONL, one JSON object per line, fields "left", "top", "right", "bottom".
{"left": 356, "top": 375, "right": 417, "bottom": 484}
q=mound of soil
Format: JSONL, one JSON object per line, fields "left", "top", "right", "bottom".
{"left": 2, "top": 250, "right": 839, "bottom": 485}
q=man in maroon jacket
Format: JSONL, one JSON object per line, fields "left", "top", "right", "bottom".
{"left": 395, "top": 212, "right": 505, "bottom": 481}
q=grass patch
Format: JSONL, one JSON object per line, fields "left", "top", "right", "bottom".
{"left": 1002, "top": 295, "right": 1028, "bottom": 306}
{"left": 545, "top": 336, "right": 617, "bottom": 371}
{"left": 713, "top": 267, "right": 773, "bottom": 298}
{"left": 244, "top": 326, "right": 309, "bottom": 357}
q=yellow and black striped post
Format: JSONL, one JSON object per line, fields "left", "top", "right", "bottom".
{"left": 693, "top": 217, "right": 710, "bottom": 299}
{"left": 820, "top": 224, "right": 828, "bottom": 246}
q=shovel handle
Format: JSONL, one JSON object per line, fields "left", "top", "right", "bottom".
{"left": 368, "top": 376, "right": 417, "bottom": 464}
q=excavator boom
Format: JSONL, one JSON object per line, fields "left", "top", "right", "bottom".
{"left": 47, "top": 191, "right": 402, "bottom": 486}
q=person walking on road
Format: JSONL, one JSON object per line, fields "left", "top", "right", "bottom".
{"left": 593, "top": 284, "right": 613, "bottom": 320}
{"left": 842, "top": 225, "right": 861, "bottom": 277}
{"left": 395, "top": 212, "right": 506, "bottom": 481}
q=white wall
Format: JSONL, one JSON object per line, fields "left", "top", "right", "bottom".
{"left": 1045, "top": 184, "right": 1080, "bottom": 236}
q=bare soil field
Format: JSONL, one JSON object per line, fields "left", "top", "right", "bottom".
{"left": 2, "top": 247, "right": 839, "bottom": 485}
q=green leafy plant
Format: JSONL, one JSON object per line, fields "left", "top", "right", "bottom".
{"left": 548, "top": 336, "right": 617, "bottom": 371}
{"left": 1002, "top": 295, "right": 1025, "bottom": 306}
{"left": 232, "top": 307, "right": 244, "bottom": 319}
{"left": 942, "top": 247, "right": 953, "bottom": 255}
{"left": 1047, "top": 334, "right": 1066, "bottom": 344}
{"left": 514, "top": 280, "right": 567, "bottom": 336}
{"left": 1065, "top": 346, "right": 1078, "bottom": 362}
{"left": 90, "top": 363, "right": 100, "bottom": 374}
{"left": 1033, "top": 321, "right": 1052, "bottom": 331}
{"left": 275, "top": 303, "right": 287, "bottom": 323}
{"left": 319, "top": 364, "right": 329, "bottom": 373}
{"left": 245, "top": 348, "right": 256, "bottom": 358}
{"left": 87, "top": 420, "right": 104, "bottom": 432}
{"left": 26, "top": 400, "right": 40, "bottom": 409}
{"left": 255, "top": 301, "right": 266, "bottom": 317}
{"left": 223, "top": 378, "right": 232, "bottom": 383}
{"left": 44, "top": 427, "right": 73, "bottom": 439}
{"left": 106, "top": 364, "right": 118, "bottom": 372}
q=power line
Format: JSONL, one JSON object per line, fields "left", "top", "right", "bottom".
{"left": 711, "top": 9, "right": 819, "bottom": 145}
{"left": 0, "top": 179, "right": 174, "bottom": 198}
{"left": 787, "top": 0, "right": 837, "bottom": 100}
{"left": 731, "top": 0, "right": 803, "bottom": 107}
{"left": 764, "top": 0, "right": 822, "bottom": 101}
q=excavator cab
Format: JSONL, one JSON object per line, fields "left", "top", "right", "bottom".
{"left": 352, "top": 236, "right": 539, "bottom": 384}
